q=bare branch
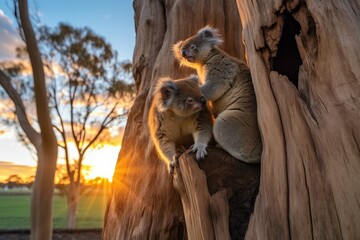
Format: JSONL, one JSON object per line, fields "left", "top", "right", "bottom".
{"left": 51, "top": 81, "right": 74, "bottom": 183}
{"left": 52, "top": 124, "right": 63, "bottom": 136}
{"left": 78, "top": 101, "right": 92, "bottom": 150}
{"left": 81, "top": 102, "right": 119, "bottom": 155}
{"left": 0, "top": 70, "right": 40, "bottom": 147}
{"left": 78, "top": 80, "right": 96, "bottom": 149}
{"left": 69, "top": 72, "right": 81, "bottom": 151}
{"left": 57, "top": 143, "right": 65, "bottom": 149}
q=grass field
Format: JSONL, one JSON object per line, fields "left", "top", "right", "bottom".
{"left": 0, "top": 193, "right": 108, "bottom": 229}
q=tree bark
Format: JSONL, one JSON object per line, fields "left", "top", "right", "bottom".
{"left": 104, "top": 0, "right": 360, "bottom": 239}
{"left": 173, "top": 148, "right": 259, "bottom": 240}
{"left": 103, "top": 0, "right": 252, "bottom": 239}
{"left": 236, "top": 0, "right": 360, "bottom": 239}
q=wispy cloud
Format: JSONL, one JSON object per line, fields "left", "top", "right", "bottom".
{"left": 0, "top": 9, "right": 24, "bottom": 61}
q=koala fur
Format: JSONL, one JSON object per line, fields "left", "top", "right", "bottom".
{"left": 173, "top": 26, "right": 262, "bottom": 163}
{"left": 148, "top": 75, "right": 213, "bottom": 173}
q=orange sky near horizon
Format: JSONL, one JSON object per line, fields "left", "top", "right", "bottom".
{"left": 0, "top": 161, "right": 36, "bottom": 182}
{"left": 0, "top": 127, "right": 123, "bottom": 183}
{"left": 0, "top": 139, "right": 121, "bottom": 183}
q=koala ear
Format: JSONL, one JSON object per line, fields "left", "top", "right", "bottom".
{"left": 198, "top": 25, "right": 223, "bottom": 46}
{"left": 155, "top": 77, "right": 178, "bottom": 111}
{"left": 160, "top": 80, "right": 177, "bottom": 100}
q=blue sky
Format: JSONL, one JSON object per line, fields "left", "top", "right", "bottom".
{"left": 0, "top": 0, "right": 135, "bottom": 60}
{"left": 0, "top": 0, "right": 135, "bottom": 180}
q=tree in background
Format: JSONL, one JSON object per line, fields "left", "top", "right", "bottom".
{"left": 0, "top": 1, "right": 58, "bottom": 239}
{"left": 37, "top": 23, "right": 134, "bottom": 228}
{"left": 4, "top": 174, "right": 23, "bottom": 188}
{"left": 1, "top": 23, "right": 134, "bottom": 228}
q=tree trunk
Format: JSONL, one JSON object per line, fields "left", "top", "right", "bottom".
{"left": 102, "top": 0, "right": 254, "bottom": 239}
{"left": 172, "top": 148, "right": 259, "bottom": 240}
{"left": 67, "top": 183, "right": 79, "bottom": 229}
{"left": 103, "top": 0, "right": 360, "bottom": 239}
{"left": 236, "top": 0, "right": 360, "bottom": 239}
{"left": 18, "top": 1, "right": 58, "bottom": 240}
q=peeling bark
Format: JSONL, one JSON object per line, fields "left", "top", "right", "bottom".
{"left": 237, "top": 0, "right": 360, "bottom": 239}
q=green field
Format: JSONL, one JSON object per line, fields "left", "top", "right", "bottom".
{"left": 0, "top": 193, "right": 108, "bottom": 229}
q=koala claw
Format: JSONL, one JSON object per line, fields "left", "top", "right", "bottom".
{"left": 169, "top": 154, "right": 181, "bottom": 175}
{"left": 190, "top": 143, "right": 208, "bottom": 161}
{"left": 169, "top": 164, "right": 175, "bottom": 175}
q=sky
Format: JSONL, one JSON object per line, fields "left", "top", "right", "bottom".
{"left": 0, "top": 0, "right": 135, "bottom": 181}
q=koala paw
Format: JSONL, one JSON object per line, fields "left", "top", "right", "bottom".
{"left": 169, "top": 154, "right": 181, "bottom": 175}
{"left": 168, "top": 163, "right": 175, "bottom": 176}
{"left": 190, "top": 143, "right": 208, "bottom": 161}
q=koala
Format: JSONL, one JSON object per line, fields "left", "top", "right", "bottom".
{"left": 173, "top": 26, "right": 262, "bottom": 163}
{"left": 148, "top": 75, "right": 213, "bottom": 174}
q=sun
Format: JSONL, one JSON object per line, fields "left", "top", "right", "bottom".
{"left": 82, "top": 145, "right": 120, "bottom": 182}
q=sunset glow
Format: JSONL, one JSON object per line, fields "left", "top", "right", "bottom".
{"left": 0, "top": 132, "right": 121, "bottom": 183}
{"left": 82, "top": 145, "right": 120, "bottom": 181}
{"left": 55, "top": 141, "right": 121, "bottom": 183}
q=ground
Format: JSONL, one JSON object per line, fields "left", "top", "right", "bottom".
{"left": 0, "top": 192, "right": 106, "bottom": 239}
{"left": 0, "top": 229, "right": 102, "bottom": 240}
{"left": 0, "top": 193, "right": 107, "bottom": 228}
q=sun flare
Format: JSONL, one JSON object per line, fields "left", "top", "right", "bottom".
{"left": 82, "top": 145, "right": 120, "bottom": 182}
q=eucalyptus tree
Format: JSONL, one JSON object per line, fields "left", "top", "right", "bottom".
{"left": 0, "top": 1, "right": 57, "bottom": 239}
{"left": 1, "top": 22, "right": 134, "bottom": 228}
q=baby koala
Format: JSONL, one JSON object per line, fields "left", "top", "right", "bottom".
{"left": 148, "top": 75, "right": 213, "bottom": 174}
{"left": 173, "top": 26, "right": 262, "bottom": 163}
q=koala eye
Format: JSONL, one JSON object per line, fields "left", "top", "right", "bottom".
{"left": 186, "top": 97, "right": 194, "bottom": 104}
{"left": 190, "top": 44, "right": 196, "bottom": 50}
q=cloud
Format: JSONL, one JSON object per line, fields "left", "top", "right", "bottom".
{"left": 0, "top": 9, "right": 24, "bottom": 61}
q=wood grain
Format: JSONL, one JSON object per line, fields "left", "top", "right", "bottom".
{"left": 237, "top": 0, "right": 360, "bottom": 239}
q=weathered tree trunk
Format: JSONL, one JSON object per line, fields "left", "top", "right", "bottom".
{"left": 236, "top": 0, "right": 360, "bottom": 239}
{"left": 103, "top": 0, "right": 360, "bottom": 239}
{"left": 172, "top": 148, "right": 259, "bottom": 240}
{"left": 102, "top": 0, "right": 257, "bottom": 239}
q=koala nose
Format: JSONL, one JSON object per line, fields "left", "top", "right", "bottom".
{"left": 181, "top": 49, "right": 187, "bottom": 57}
{"left": 200, "top": 96, "right": 206, "bottom": 106}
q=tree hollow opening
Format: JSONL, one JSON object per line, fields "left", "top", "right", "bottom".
{"left": 273, "top": 13, "right": 302, "bottom": 87}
